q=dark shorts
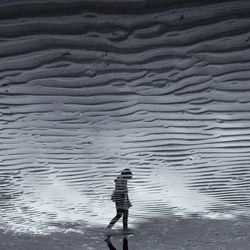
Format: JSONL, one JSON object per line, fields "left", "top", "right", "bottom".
{"left": 116, "top": 208, "right": 128, "bottom": 213}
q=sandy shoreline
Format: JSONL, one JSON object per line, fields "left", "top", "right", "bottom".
{"left": 1, "top": 0, "right": 250, "bottom": 249}
{"left": 1, "top": 218, "right": 250, "bottom": 250}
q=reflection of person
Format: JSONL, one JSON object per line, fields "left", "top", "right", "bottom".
{"left": 107, "top": 168, "right": 133, "bottom": 229}
{"left": 105, "top": 236, "right": 128, "bottom": 250}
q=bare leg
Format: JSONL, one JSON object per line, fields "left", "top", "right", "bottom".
{"left": 105, "top": 236, "right": 117, "bottom": 250}
{"left": 123, "top": 237, "right": 128, "bottom": 250}
{"left": 123, "top": 210, "right": 128, "bottom": 229}
{"left": 107, "top": 209, "right": 122, "bottom": 229}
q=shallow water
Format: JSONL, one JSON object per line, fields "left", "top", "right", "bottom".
{"left": 1, "top": 219, "right": 250, "bottom": 250}
{"left": 0, "top": 0, "right": 250, "bottom": 236}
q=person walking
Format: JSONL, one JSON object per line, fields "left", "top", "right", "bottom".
{"left": 107, "top": 168, "right": 133, "bottom": 230}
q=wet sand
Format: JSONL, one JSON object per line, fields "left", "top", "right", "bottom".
{"left": 1, "top": 0, "right": 250, "bottom": 233}
{"left": 1, "top": 218, "right": 250, "bottom": 250}
{"left": 1, "top": 0, "right": 250, "bottom": 247}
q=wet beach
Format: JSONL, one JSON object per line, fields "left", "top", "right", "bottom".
{"left": 1, "top": 0, "right": 250, "bottom": 249}
{"left": 1, "top": 218, "right": 250, "bottom": 250}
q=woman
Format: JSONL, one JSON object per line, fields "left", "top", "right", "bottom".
{"left": 107, "top": 168, "right": 133, "bottom": 230}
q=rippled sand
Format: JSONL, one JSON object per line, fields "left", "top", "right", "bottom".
{"left": 0, "top": 0, "right": 250, "bottom": 243}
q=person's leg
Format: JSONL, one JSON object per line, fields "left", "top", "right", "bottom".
{"left": 107, "top": 209, "right": 123, "bottom": 229}
{"left": 123, "top": 209, "right": 128, "bottom": 229}
{"left": 123, "top": 236, "right": 128, "bottom": 250}
{"left": 105, "top": 236, "right": 117, "bottom": 250}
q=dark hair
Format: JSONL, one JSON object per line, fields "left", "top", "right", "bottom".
{"left": 121, "top": 168, "right": 133, "bottom": 179}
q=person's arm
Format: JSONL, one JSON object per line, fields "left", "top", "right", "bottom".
{"left": 127, "top": 195, "right": 132, "bottom": 207}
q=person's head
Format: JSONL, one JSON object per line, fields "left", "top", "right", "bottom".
{"left": 121, "top": 168, "right": 133, "bottom": 179}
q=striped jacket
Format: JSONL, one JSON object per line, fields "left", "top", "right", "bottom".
{"left": 111, "top": 175, "right": 132, "bottom": 209}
